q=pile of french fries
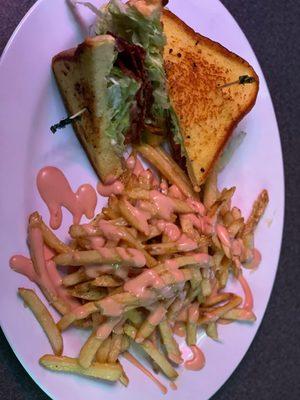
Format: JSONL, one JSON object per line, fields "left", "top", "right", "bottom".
{"left": 17, "top": 144, "right": 268, "bottom": 386}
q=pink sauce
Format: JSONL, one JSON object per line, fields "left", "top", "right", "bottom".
{"left": 100, "top": 297, "right": 124, "bottom": 317}
{"left": 176, "top": 234, "right": 198, "bottom": 252}
{"left": 193, "top": 253, "right": 211, "bottom": 266}
{"left": 124, "top": 199, "right": 151, "bottom": 235}
{"left": 96, "top": 317, "right": 122, "bottom": 339}
{"left": 124, "top": 269, "right": 164, "bottom": 299}
{"left": 184, "top": 345, "right": 206, "bottom": 371}
{"left": 169, "top": 382, "right": 178, "bottom": 391}
{"left": 98, "top": 220, "right": 125, "bottom": 241}
{"left": 97, "top": 180, "right": 124, "bottom": 197}
{"left": 84, "top": 264, "right": 114, "bottom": 278}
{"left": 89, "top": 237, "right": 106, "bottom": 250}
{"left": 37, "top": 166, "right": 97, "bottom": 229}
{"left": 165, "top": 259, "right": 185, "bottom": 282}
{"left": 173, "top": 322, "right": 186, "bottom": 337}
{"left": 177, "top": 308, "right": 188, "bottom": 322}
{"left": 96, "top": 247, "right": 146, "bottom": 268}
{"left": 123, "top": 352, "right": 167, "bottom": 395}
{"left": 216, "top": 224, "right": 231, "bottom": 248}
{"left": 160, "top": 179, "right": 168, "bottom": 195}
{"left": 9, "top": 255, "right": 36, "bottom": 282}
{"left": 156, "top": 220, "right": 181, "bottom": 242}
{"left": 168, "top": 185, "right": 184, "bottom": 200}
{"left": 187, "top": 198, "right": 205, "bottom": 216}
{"left": 238, "top": 272, "right": 254, "bottom": 311}
{"left": 150, "top": 190, "right": 175, "bottom": 220}
{"left": 148, "top": 305, "right": 167, "bottom": 326}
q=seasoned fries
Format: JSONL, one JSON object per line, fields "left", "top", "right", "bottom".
{"left": 19, "top": 288, "right": 63, "bottom": 356}
{"left": 10, "top": 145, "right": 268, "bottom": 390}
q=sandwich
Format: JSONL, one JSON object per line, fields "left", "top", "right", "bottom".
{"left": 52, "top": 0, "right": 258, "bottom": 188}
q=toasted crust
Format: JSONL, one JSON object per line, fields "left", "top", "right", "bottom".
{"left": 163, "top": 10, "right": 259, "bottom": 188}
{"left": 52, "top": 36, "right": 124, "bottom": 183}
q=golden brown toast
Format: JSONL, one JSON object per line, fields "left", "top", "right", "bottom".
{"left": 162, "top": 10, "right": 259, "bottom": 189}
{"left": 52, "top": 36, "right": 124, "bottom": 183}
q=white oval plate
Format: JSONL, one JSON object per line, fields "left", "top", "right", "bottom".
{"left": 0, "top": 0, "right": 284, "bottom": 399}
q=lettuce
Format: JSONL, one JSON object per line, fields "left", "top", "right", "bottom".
{"left": 94, "top": 0, "right": 171, "bottom": 128}
{"left": 106, "top": 67, "right": 140, "bottom": 154}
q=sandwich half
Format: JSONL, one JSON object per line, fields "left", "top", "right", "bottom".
{"left": 162, "top": 9, "right": 259, "bottom": 189}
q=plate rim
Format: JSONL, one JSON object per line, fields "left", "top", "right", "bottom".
{"left": 0, "top": 0, "right": 285, "bottom": 399}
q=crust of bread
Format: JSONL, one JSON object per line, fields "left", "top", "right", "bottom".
{"left": 52, "top": 36, "right": 124, "bottom": 183}
{"left": 163, "top": 10, "right": 259, "bottom": 188}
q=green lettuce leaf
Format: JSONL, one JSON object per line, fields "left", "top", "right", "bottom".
{"left": 94, "top": 0, "right": 172, "bottom": 128}
{"left": 106, "top": 67, "right": 140, "bottom": 154}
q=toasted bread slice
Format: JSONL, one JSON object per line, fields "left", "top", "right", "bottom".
{"left": 162, "top": 10, "right": 259, "bottom": 189}
{"left": 52, "top": 36, "right": 124, "bottom": 182}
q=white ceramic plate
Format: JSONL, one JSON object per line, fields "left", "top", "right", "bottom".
{"left": 0, "top": 0, "right": 284, "bottom": 399}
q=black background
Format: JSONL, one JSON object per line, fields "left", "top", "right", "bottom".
{"left": 0, "top": 1, "right": 299, "bottom": 399}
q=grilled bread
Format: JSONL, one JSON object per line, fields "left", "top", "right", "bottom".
{"left": 52, "top": 36, "right": 124, "bottom": 183}
{"left": 162, "top": 10, "right": 259, "bottom": 189}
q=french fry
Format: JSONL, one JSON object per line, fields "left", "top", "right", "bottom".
{"left": 96, "top": 337, "right": 112, "bottom": 363}
{"left": 206, "top": 322, "right": 218, "bottom": 340}
{"left": 57, "top": 302, "right": 98, "bottom": 331}
{"left": 79, "top": 333, "right": 103, "bottom": 368}
{"left": 228, "top": 218, "right": 244, "bottom": 238}
{"left": 69, "top": 282, "right": 106, "bottom": 301}
{"left": 203, "top": 169, "right": 218, "bottom": 209}
{"left": 54, "top": 248, "right": 146, "bottom": 268}
{"left": 136, "top": 144, "right": 195, "bottom": 198}
{"left": 159, "top": 320, "right": 182, "bottom": 364}
{"left": 107, "top": 334, "right": 123, "bottom": 363}
{"left": 118, "top": 197, "right": 150, "bottom": 236}
{"left": 222, "top": 308, "right": 256, "bottom": 322}
{"left": 19, "top": 288, "right": 63, "bottom": 356}
{"left": 243, "top": 189, "right": 269, "bottom": 236}
{"left": 29, "top": 212, "right": 71, "bottom": 254}
{"left": 62, "top": 268, "right": 89, "bottom": 287}
{"left": 198, "top": 295, "right": 242, "bottom": 325}
{"left": 39, "top": 355, "right": 122, "bottom": 381}
{"left": 92, "top": 275, "right": 123, "bottom": 288}
{"left": 118, "top": 361, "right": 130, "bottom": 387}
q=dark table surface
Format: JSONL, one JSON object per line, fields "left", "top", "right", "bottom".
{"left": 0, "top": 1, "right": 299, "bottom": 399}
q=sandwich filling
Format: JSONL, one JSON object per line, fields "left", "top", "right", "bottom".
{"left": 91, "top": 0, "right": 183, "bottom": 153}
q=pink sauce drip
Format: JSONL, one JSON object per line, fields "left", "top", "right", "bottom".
{"left": 231, "top": 238, "right": 244, "bottom": 257}
{"left": 177, "top": 234, "right": 198, "bottom": 252}
{"left": 37, "top": 166, "right": 97, "bottom": 229}
{"left": 238, "top": 272, "right": 254, "bottom": 311}
{"left": 9, "top": 255, "right": 36, "bottom": 282}
{"left": 148, "top": 305, "right": 167, "bottom": 326}
{"left": 97, "top": 180, "right": 124, "bottom": 197}
{"left": 84, "top": 264, "right": 114, "bottom": 278}
{"left": 123, "top": 352, "right": 167, "bottom": 395}
{"left": 168, "top": 185, "right": 184, "bottom": 200}
{"left": 184, "top": 345, "right": 206, "bottom": 371}
{"left": 177, "top": 308, "right": 188, "bottom": 322}
{"left": 173, "top": 322, "right": 186, "bottom": 337}
{"left": 216, "top": 224, "right": 231, "bottom": 248}
{"left": 156, "top": 220, "right": 181, "bottom": 242}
